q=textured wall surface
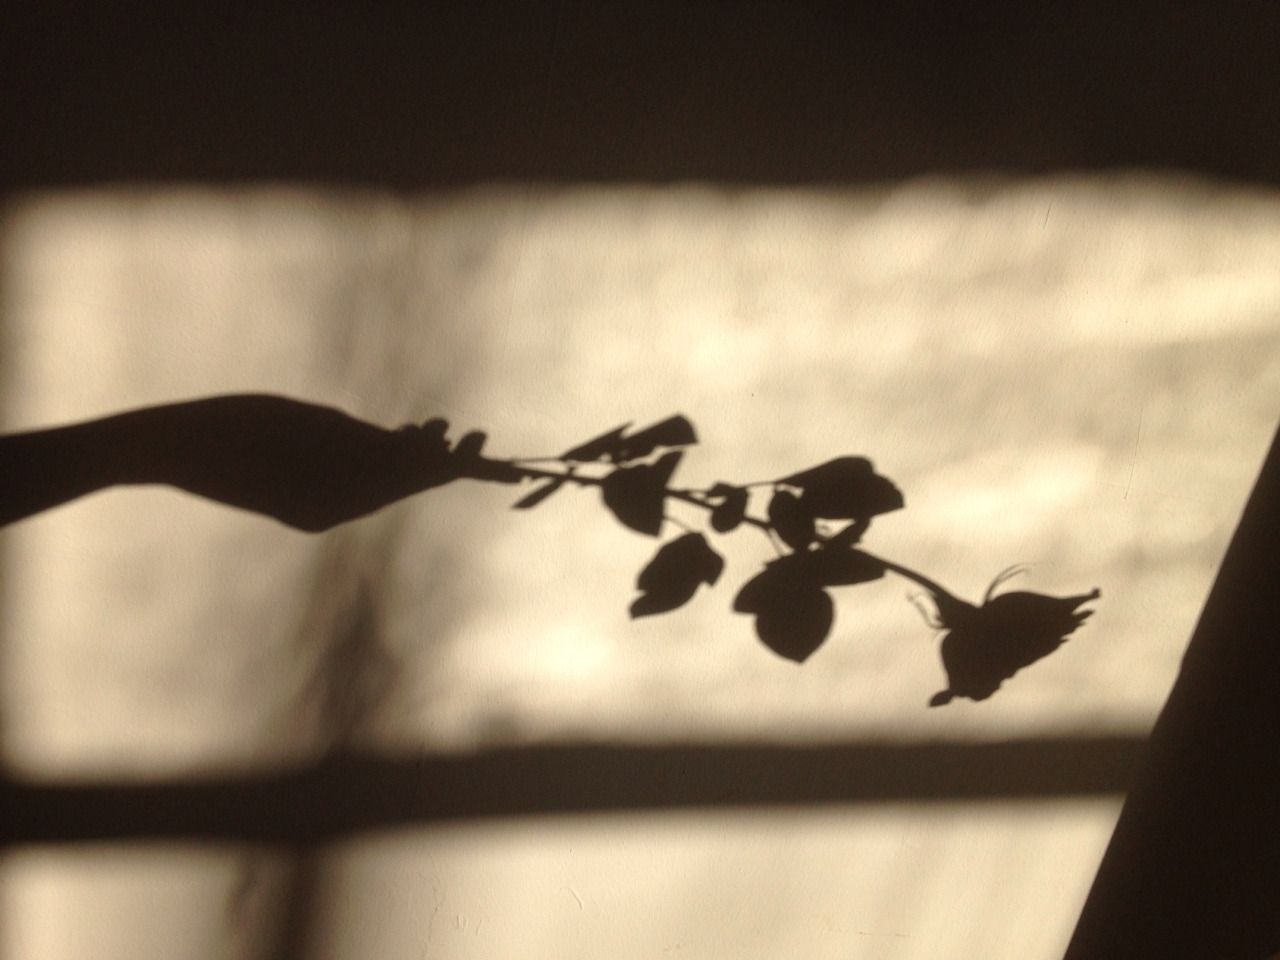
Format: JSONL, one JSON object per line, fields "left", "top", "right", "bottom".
{"left": 1, "top": 177, "right": 1277, "bottom": 958}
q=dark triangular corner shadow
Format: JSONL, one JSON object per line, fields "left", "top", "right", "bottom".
{"left": 0, "top": 394, "right": 518, "bottom": 532}
{"left": 1066, "top": 419, "right": 1280, "bottom": 960}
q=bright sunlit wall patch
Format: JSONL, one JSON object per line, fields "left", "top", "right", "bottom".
{"left": 2, "top": 174, "right": 1278, "bottom": 960}
{"left": 3, "top": 175, "right": 1279, "bottom": 770}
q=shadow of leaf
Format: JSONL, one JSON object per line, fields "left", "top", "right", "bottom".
{"left": 767, "top": 489, "right": 817, "bottom": 550}
{"left": 630, "top": 532, "right": 725, "bottom": 618}
{"left": 709, "top": 484, "right": 749, "bottom": 533}
{"left": 807, "top": 545, "right": 886, "bottom": 586}
{"left": 512, "top": 477, "right": 566, "bottom": 510}
{"left": 559, "top": 415, "right": 697, "bottom": 465}
{"left": 734, "top": 556, "right": 830, "bottom": 662}
{"left": 756, "top": 584, "right": 834, "bottom": 663}
{"left": 777, "top": 456, "right": 904, "bottom": 520}
{"left": 615, "top": 415, "right": 698, "bottom": 462}
{"left": 560, "top": 422, "right": 632, "bottom": 462}
{"left": 600, "top": 450, "right": 683, "bottom": 535}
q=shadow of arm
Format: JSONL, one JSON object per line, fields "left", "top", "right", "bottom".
{"left": 0, "top": 394, "right": 478, "bottom": 531}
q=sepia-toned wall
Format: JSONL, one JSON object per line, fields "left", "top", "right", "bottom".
{"left": 1, "top": 177, "right": 1277, "bottom": 958}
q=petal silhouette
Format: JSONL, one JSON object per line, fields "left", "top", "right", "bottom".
{"left": 931, "top": 587, "right": 1100, "bottom": 703}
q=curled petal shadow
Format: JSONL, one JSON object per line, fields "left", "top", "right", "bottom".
{"left": 925, "top": 581, "right": 1101, "bottom": 706}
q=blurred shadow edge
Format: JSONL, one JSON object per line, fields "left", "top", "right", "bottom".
{"left": 0, "top": 736, "right": 1143, "bottom": 847}
{"left": 1066, "top": 419, "right": 1280, "bottom": 960}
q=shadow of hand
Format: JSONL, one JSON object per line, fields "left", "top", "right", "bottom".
{"left": 0, "top": 394, "right": 522, "bottom": 531}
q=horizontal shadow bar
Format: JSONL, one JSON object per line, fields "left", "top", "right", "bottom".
{"left": 2, "top": 736, "right": 1145, "bottom": 846}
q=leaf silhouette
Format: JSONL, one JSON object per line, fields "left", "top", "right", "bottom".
{"left": 733, "top": 548, "right": 882, "bottom": 608}
{"left": 733, "top": 559, "right": 834, "bottom": 662}
{"left": 710, "top": 485, "right": 749, "bottom": 532}
{"left": 454, "top": 430, "right": 488, "bottom": 459}
{"left": 630, "top": 532, "right": 725, "bottom": 618}
{"left": 825, "top": 518, "right": 870, "bottom": 549}
{"left": 776, "top": 456, "right": 870, "bottom": 487}
{"left": 560, "top": 422, "right": 632, "bottom": 462}
{"left": 733, "top": 556, "right": 810, "bottom": 613}
{"left": 560, "top": 415, "right": 697, "bottom": 464}
{"left": 600, "top": 450, "right": 683, "bottom": 536}
{"left": 731, "top": 547, "right": 877, "bottom": 661}
{"left": 778, "top": 456, "right": 904, "bottom": 520}
{"left": 614, "top": 415, "right": 698, "bottom": 462}
{"left": 755, "top": 587, "right": 834, "bottom": 663}
{"left": 806, "top": 545, "right": 886, "bottom": 586}
{"left": 512, "top": 477, "right": 566, "bottom": 510}
{"left": 767, "top": 489, "right": 816, "bottom": 550}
